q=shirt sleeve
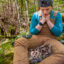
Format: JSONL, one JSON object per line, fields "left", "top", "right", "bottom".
{"left": 30, "top": 13, "right": 40, "bottom": 35}
{"left": 50, "top": 12, "right": 63, "bottom": 37}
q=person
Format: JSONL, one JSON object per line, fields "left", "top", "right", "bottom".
{"left": 13, "top": 0, "right": 64, "bottom": 64}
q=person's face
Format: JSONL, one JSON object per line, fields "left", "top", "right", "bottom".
{"left": 40, "top": 6, "right": 52, "bottom": 17}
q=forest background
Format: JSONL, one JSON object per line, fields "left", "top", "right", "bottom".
{"left": 0, "top": 0, "right": 64, "bottom": 64}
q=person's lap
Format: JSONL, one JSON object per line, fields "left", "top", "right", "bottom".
{"left": 14, "top": 35, "right": 51, "bottom": 48}
{"left": 39, "top": 53, "right": 64, "bottom": 64}
{"left": 13, "top": 35, "right": 64, "bottom": 64}
{"left": 38, "top": 39, "right": 64, "bottom": 64}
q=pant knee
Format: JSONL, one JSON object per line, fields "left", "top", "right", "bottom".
{"left": 45, "top": 39, "right": 60, "bottom": 45}
{"left": 44, "top": 39, "right": 64, "bottom": 53}
{"left": 14, "top": 37, "right": 29, "bottom": 48}
{"left": 45, "top": 39, "right": 63, "bottom": 48}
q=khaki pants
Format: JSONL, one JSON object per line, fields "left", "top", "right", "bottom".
{"left": 13, "top": 35, "right": 64, "bottom": 64}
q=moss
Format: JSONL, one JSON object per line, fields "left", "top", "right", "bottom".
{"left": 0, "top": 53, "right": 13, "bottom": 64}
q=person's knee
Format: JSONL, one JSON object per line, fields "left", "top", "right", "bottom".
{"left": 45, "top": 39, "right": 64, "bottom": 53}
{"left": 14, "top": 37, "right": 29, "bottom": 48}
{"left": 45, "top": 39, "right": 63, "bottom": 48}
{"left": 45, "top": 39, "right": 60, "bottom": 45}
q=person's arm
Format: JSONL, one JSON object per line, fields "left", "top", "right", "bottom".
{"left": 45, "top": 15, "right": 54, "bottom": 29}
{"left": 47, "top": 12, "right": 63, "bottom": 37}
{"left": 30, "top": 13, "right": 40, "bottom": 35}
{"left": 36, "top": 16, "right": 46, "bottom": 31}
{"left": 30, "top": 13, "right": 46, "bottom": 35}
{"left": 46, "top": 20, "right": 54, "bottom": 29}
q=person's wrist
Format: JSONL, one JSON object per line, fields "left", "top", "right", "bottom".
{"left": 40, "top": 19, "right": 45, "bottom": 24}
{"left": 40, "top": 21, "right": 44, "bottom": 24}
{"left": 39, "top": 22, "right": 44, "bottom": 26}
{"left": 46, "top": 20, "right": 50, "bottom": 23}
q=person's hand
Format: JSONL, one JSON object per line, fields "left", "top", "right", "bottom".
{"left": 40, "top": 16, "right": 46, "bottom": 24}
{"left": 45, "top": 15, "right": 50, "bottom": 22}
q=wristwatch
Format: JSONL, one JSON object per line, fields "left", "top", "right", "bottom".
{"left": 39, "top": 22, "right": 44, "bottom": 26}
